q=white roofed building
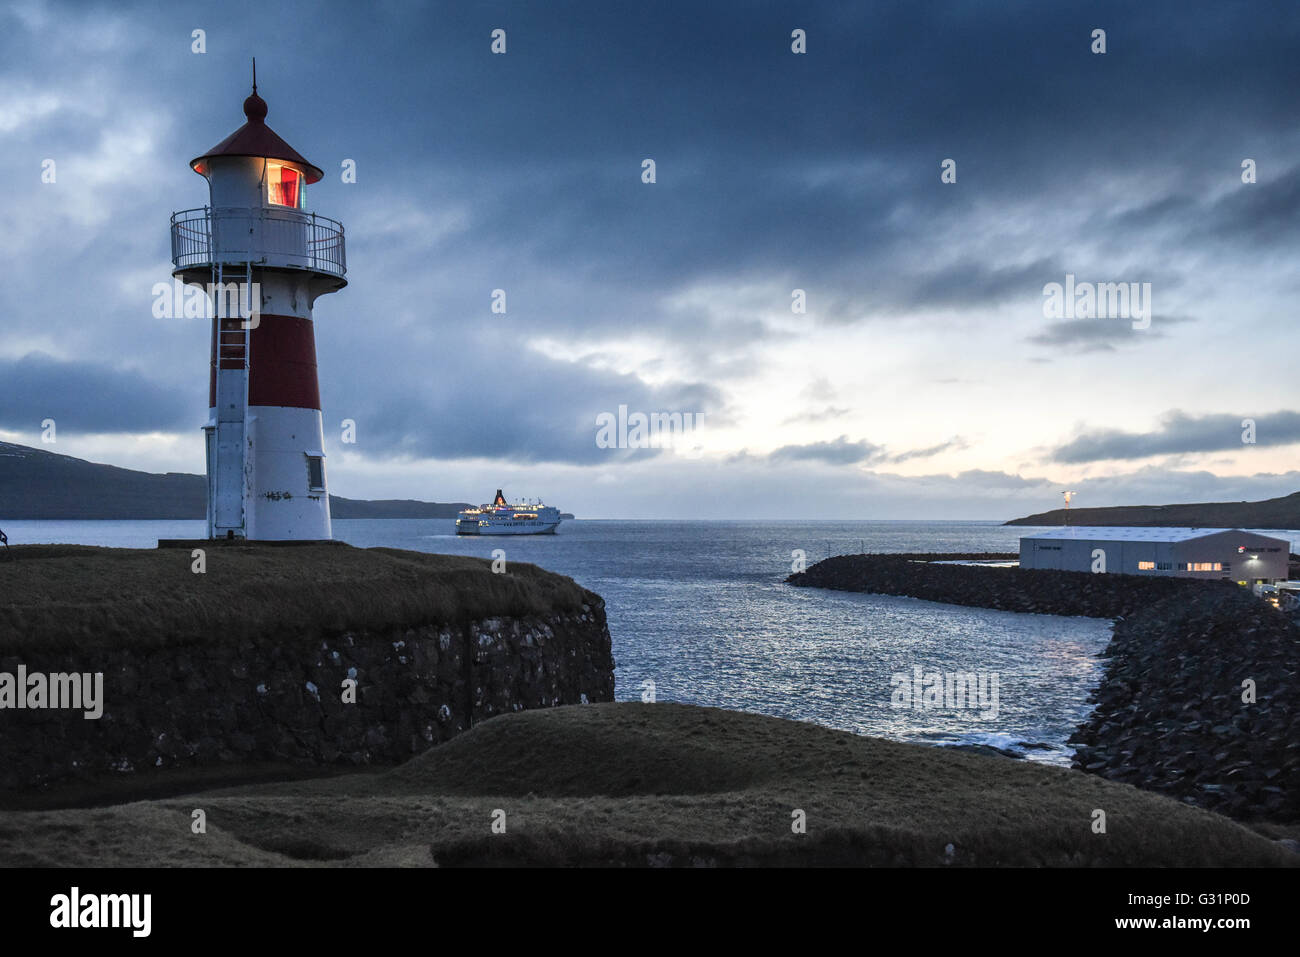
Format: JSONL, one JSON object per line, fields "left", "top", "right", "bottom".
{"left": 1018, "top": 527, "right": 1290, "bottom": 585}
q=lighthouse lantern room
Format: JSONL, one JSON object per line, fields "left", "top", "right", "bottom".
{"left": 170, "top": 69, "right": 346, "bottom": 541}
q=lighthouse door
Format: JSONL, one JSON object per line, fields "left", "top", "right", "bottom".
{"left": 210, "top": 261, "right": 251, "bottom": 538}
{"left": 212, "top": 408, "right": 245, "bottom": 534}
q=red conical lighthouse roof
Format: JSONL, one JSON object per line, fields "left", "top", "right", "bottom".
{"left": 190, "top": 84, "right": 324, "bottom": 183}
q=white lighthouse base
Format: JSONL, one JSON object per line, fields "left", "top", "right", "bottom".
{"left": 242, "top": 405, "right": 332, "bottom": 541}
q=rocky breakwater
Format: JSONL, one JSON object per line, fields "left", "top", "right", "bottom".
{"left": 0, "top": 543, "right": 615, "bottom": 793}
{"left": 787, "top": 553, "right": 1221, "bottom": 617}
{"left": 790, "top": 554, "right": 1296, "bottom": 823}
{"left": 1069, "top": 587, "right": 1299, "bottom": 822}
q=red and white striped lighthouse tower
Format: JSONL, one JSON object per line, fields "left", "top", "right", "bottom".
{"left": 170, "top": 71, "right": 346, "bottom": 540}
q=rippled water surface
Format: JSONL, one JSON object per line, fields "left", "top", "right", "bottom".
{"left": 11, "top": 519, "right": 1296, "bottom": 764}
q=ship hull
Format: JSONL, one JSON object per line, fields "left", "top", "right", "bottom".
{"left": 455, "top": 520, "right": 561, "bottom": 536}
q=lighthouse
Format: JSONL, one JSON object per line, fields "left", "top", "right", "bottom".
{"left": 170, "top": 72, "right": 345, "bottom": 540}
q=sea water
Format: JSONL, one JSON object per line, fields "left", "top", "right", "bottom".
{"left": 7, "top": 518, "right": 1296, "bottom": 765}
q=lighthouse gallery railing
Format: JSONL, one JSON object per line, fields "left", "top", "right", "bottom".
{"left": 170, "top": 206, "right": 346, "bottom": 278}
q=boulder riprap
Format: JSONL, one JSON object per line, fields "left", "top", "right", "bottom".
{"left": 790, "top": 554, "right": 1298, "bottom": 823}
{"left": 788, "top": 552, "right": 1232, "bottom": 617}
{"left": 1069, "top": 587, "right": 1299, "bottom": 822}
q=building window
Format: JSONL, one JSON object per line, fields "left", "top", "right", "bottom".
{"left": 268, "top": 163, "right": 304, "bottom": 208}
{"left": 1188, "top": 562, "right": 1221, "bottom": 572}
{"left": 1137, "top": 561, "right": 1156, "bottom": 570}
{"left": 1156, "top": 562, "right": 1172, "bottom": 570}
{"left": 306, "top": 455, "right": 325, "bottom": 491}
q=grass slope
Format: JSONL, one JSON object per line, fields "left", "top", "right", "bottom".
{"left": 0, "top": 543, "right": 590, "bottom": 651}
{"left": 1, "top": 704, "right": 1292, "bottom": 867}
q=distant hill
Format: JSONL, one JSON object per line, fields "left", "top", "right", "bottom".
{"left": 1005, "top": 492, "right": 1300, "bottom": 528}
{"left": 329, "top": 497, "right": 471, "bottom": 519}
{"left": 0, "top": 441, "right": 469, "bottom": 520}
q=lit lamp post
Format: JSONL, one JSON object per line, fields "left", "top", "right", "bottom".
{"left": 1062, "top": 490, "right": 1077, "bottom": 527}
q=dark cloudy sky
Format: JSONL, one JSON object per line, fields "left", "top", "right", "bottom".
{"left": 2, "top": 0, "right": 1299, "bottom": 518}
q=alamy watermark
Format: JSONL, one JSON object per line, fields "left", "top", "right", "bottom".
{"left": 50, "top": 887, "right": 150, "bottom": 937}
{"left": 1042, "top": 273, "right": 1151, "bottom": 330}
{"left": 152, "top": 278, "right": 261, "bottom": 328}
{"left": 0, "top": 666, "right": 103, "bottom": 719}
{"left": 595, "top": 404, "right": 705, "bottom": 452}
{"left": 890, "top": 666, "right": 999, "bottom": 720}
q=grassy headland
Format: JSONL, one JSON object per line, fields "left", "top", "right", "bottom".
{"left": 0, "top": 703, "right": 1292, "bottom": 867}
{"left": 1004, "top": 491, "right": 1300, "bottom": 528}
{"left": 0, "top": 543, "right": 591, "bottom": 652}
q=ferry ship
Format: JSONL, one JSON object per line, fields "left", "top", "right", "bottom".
{"left": 455, "top": 489, "right": 562, "bottom": 535}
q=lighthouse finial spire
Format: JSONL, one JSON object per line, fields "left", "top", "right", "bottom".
{"left": 242, "top": 62, "right": 268, "bottom": 123}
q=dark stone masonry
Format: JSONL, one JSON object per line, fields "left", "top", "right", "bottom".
{"left": 0, "top": 606, "right": 614, "bottom": 792}
{"left": 790, "top": 554, "right": 1299, "bottom": 823}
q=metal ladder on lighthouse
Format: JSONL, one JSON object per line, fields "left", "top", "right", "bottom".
{"left": 211, "top": 260, "right": 252, "bottom": 539}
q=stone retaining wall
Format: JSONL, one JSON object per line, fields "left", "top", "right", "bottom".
{"left": 0, "top": 602, "right": 615, "bottom": 792}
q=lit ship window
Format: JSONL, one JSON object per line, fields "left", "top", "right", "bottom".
{"left": 268, "top": 163, "right": 304, "bottom": 208}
